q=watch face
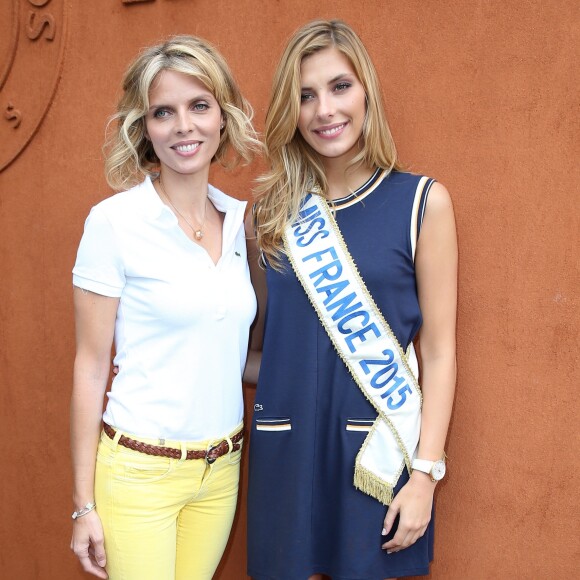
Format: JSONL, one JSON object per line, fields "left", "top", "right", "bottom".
{"left": 431, "top": 460, "right": 446, "bottom": 481}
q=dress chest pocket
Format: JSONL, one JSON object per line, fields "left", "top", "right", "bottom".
{"left": 345, "top": 418, "right": 375, "bottom": 432}
{"left": 255, "top": 417, "right": 292, "bottom": 432}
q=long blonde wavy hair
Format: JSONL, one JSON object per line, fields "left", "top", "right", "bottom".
{"left": 254, "top": 20, "right": 401, "bottom": 269}
{"left": 104, "top": 35, "right": 260, "bottom": 191}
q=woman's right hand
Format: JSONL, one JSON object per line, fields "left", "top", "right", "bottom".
{"left": 71, "top": 510, "right": 108, "bottom": 578}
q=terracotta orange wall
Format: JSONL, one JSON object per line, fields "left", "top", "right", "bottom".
{"left": 1, "top": 1, "right": 577, "bottom": 578}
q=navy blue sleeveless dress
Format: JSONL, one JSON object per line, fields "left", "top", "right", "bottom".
{"left": 248, "top": 170, "right": 435, "bottom": 579}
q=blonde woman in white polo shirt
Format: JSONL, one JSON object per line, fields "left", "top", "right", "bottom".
{"left": 70, "top": 36, "right": 260, "bottom": 579}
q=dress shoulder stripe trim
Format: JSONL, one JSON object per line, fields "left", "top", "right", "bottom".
{"left": 410, "top": 177, "right": 436, "bottom": 262}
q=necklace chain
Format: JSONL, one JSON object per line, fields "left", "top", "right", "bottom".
{"left": 157, "top": 176, "right": 208, "bottom": 241}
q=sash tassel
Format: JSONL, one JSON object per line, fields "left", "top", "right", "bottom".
{"left": 354, "top": 464, "right": 394, "bottom": 506}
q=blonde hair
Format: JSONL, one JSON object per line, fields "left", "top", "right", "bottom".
{"left": 254, "top": 19, "right": 401, "bottom": 268}
{"left": 104, "top": 35, "right": 260, "bottom": 191}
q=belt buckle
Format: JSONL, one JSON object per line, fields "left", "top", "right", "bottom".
{"left": 205, "top": 442, "right": 221, "bottom": 464}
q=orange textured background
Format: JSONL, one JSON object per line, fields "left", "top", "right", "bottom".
{"left": 0, "top": 1, "right": 578, "bottom": 578}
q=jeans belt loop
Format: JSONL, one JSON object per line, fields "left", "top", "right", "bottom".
{"left": 112, "top": 428, "right": 123, "bottom": 450}
{"left": 179, "top": 441, "right": 187, "bottom": 463}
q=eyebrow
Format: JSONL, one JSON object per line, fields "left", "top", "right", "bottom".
{"left": 300, "top": 73, "right": 353, "bottom": 91}
{"left": 147, "top": 93, "right": 215, "bottom": 111}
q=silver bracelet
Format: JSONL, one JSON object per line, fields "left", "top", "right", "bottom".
{"left": 72, "top": 502, "right": 96, "bottom": 520}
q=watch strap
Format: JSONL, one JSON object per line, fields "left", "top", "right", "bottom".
{"left": 411, "top": 458, "right": 435, "bottom": 473}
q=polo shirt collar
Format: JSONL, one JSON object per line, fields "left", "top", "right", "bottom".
{"left": 138, "top": 176, "right": 247, "bottom": 247}
{"left": 138, "top": 175, "right": 170, "bottom": 221}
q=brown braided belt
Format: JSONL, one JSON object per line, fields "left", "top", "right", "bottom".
{"left": 103, "top": 423, "right": 243, "bottom": 464}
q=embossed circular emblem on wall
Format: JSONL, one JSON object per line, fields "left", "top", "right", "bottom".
{"left": 0, "top": 0, "right": 67, "bottom": 171}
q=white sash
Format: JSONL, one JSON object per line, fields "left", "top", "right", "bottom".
{"left": 283, "top": 193, "right": 422, "bottom": 505}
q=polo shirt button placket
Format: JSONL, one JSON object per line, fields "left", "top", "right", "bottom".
{"left": 213, "top": 269, "right": 226, "bottom": 320}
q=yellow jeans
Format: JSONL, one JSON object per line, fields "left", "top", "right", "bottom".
{"left": 94, "top": 423, "right": 243, "bottom": 580}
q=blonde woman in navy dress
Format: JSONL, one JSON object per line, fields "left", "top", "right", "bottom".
{"left": 247, "top": 20, "right": 457, "bottom": 579}
{"left": 70, "top": 36, "right": 259, "bottom": 579}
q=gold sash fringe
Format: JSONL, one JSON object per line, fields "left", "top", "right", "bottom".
{"left": 354, "top": 465, "right": 394, "bottom": 506}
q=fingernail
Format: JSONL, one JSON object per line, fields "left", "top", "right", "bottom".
{"left": 387, "top": 551, "right": 393, "bottom": 555}
{"left": 381, "top": 528, "right": 387, "bottom": 536}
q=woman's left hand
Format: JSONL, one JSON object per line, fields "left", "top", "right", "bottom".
{"left": 381, "top": 471, "right": 436, "bottom": 553}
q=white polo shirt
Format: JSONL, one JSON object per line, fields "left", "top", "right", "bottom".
{"left": 73, "top": 177, "right": 256, "bottom": 440}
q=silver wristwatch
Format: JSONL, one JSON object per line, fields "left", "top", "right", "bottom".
{"left": 411, "top": 458, "right": 446, "bottom": 482}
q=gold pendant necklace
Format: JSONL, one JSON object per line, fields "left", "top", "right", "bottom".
{"left": 158, "top": 176, "right": 208, "bottom": 240}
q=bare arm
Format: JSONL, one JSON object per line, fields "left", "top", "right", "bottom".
{"left": 242, "top": 212, "right": 267, "bottom": 385}
{"left": 70, "top": 286, "right": 119, "bottom": 578}
{"left": 413, "top": 182, "right": 457, "bottom": 463}
{"left": 383, "top": 181, "right": 458, "bottom": 552}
